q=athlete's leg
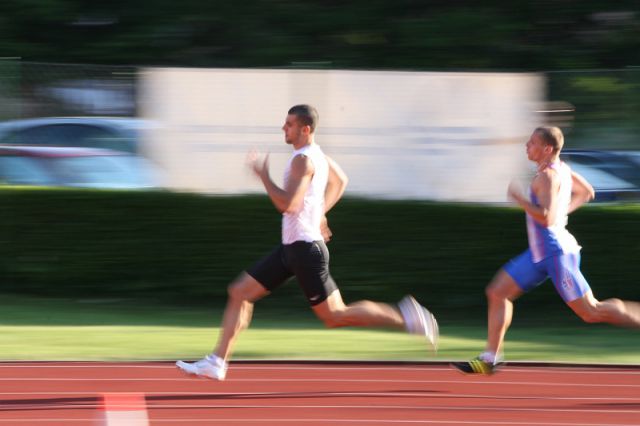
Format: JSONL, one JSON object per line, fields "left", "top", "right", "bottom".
{"left": 484, "top": 269, "right": 524, "bottom": 357}
{"left": 455, "top": 252, "right": 541, "bottom": 374}
{"left": 213, "top": 272, "right": 270, "bottom": 361}
{"left": 311, "top": 289, "right": 404, "bottom": 329}
{"left": 568, "top": 291, "right": 640, "bottom": 328}
{"left": 452, "top": 269, "right": 523, "bottom": 375}
{"left": 292, "top": 240, "right": 405, "bottom": 329}
{"left": 547, "top": 252, "right": 640, "bottom": 328}
{"left": 178, "top": 244, "right": 291, "bottom": 380}
{"left": 296, "top": 240, "right": 436, "bottom": 348}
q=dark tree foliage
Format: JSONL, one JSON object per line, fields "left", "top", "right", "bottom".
{"left": 0, "top": 0, "right": 638, "bottom": 70}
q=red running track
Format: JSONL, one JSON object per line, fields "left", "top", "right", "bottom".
{"left": 0, "top": 361, "right": 639, "bottom": 426}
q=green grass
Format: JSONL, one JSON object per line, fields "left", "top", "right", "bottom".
{"left": 1, "top": 294, "right": 638, "bottom": 364}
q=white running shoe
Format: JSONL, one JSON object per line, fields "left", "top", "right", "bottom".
{"left": 398, "top": 295, "right": 439, "bottom": 352}
{"left": 176, "top": 354, "right": 227, "bottom": 380}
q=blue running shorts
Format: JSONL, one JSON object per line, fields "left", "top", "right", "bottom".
{"left": 503, "top": 249, "right": 591, "bottom": 303}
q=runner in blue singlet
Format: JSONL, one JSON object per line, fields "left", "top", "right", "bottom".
{"left": 453, "top": 126, "right": 640, "bottom": 375}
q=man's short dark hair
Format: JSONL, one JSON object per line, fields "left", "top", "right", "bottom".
{"left": 288, "top": 104, "right": 319, "bottom": 133}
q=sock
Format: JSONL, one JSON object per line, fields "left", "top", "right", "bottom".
{"left": 206, "top": 354, "right": 227, "bottom": 367}
{"left": 479, "top": 351, "right": 497, "bottom": 364}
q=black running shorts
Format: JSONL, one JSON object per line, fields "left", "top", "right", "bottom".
{"left": 246, "top": 240, "right": 338, "bottom": 306}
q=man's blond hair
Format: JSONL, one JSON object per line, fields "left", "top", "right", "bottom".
{"left": 534, "top": 126, "right": 564, "bottom": 153}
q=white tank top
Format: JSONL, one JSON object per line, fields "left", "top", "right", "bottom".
{"left": 526, "top": 161, "right": 581, "bottom": 262}
{"left": 282, "top": 143, "right": 329, "bottom": 244}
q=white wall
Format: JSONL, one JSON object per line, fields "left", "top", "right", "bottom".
{"left": 139, "top": 68, "right": 543, "bottom": 202}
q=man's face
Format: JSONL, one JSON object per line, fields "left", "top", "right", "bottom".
{"left": 526, "top": 131, "right": 550, "bottom": 162}
{"left": 282, "top": 114, "right": 307, "bottom": 145}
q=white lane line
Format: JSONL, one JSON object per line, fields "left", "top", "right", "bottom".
{"left": 1, "top": 364, "right": 638, "bottom": 375}
{"left": 136, "top": 403, "right": 640, "bottom": 415}
{"left": 1, "top": 377, "right": 639, "bottom": 388}
{"left": 1, "top": 399, "right": 638, "bottom": 425}
{"left": 0, "top": 391, "right": 638, "bottom": 402}
{"left": 0, "top": 420, "right": 638, "bottom": 426}
{"left": 51, "top": 404, "right": 640, "bottom": 420}
{"left": 132, "top": 420, "right": 640, "bottom": 426}
{"left": 1, "top": 402, "right": 640, "bottom": 414}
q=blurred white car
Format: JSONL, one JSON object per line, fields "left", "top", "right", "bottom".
{"left": 560, "top": 149, "right": 640, "bottom": 202}
{"left": 0, "top": 117, "right": 150, "bottom": 154}
{"left": 0, "top": 145, "right": 159, "bottom": 189}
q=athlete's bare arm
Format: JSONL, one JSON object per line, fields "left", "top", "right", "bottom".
{"left": 317, "top": 155, "right": 349, "bottom": 243}
{"left": 568, "top": 171, "right": 595, "bottom": 213}
{"left": 508, "top": 168, "right": 560, "bottom": 226}
{"left": 324, "top": 155, "right": 348, "bottom": 213}
{"left": 248, "top": 151, "right": 314, "bottom": 214}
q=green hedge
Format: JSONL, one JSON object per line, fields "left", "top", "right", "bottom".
{"left": 2, "top": 188, "right": 639, "bottom": 316}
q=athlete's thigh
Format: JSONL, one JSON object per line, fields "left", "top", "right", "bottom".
{"left": 566, "top": 290, "right": 598, "bottom": 319}
{"left": 229, "top": 272, "right": 271, "bottom": 302}
{"left": 311, "top": 288, "right": 344, "bottom": 321}
{"left": 246, "top": 244, "right": 293, "bottom": 292}
{"left": 285, "top": 240, "right": 338, "bottom": 306}
{"left": 543, "top": 252, "right": 591, "bottom": 303}
{"left": 502, "top": 249, "right": 548, "bottom": 293}
{"left": 487, "top": 268, "right": 525, "bottom": 301}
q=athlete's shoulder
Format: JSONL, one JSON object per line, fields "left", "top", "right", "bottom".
{"left": 534, "top": 167, "right": 556, "bottom": 182}
{"left": 540, "top": 162, "right": 564, "bottom": 180}
{"left": 532, "top": 166, "right": 560, "bottom": 193}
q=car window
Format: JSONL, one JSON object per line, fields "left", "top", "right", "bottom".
{"left": 560, "top": 154, "right": 603, "bottom": 166}
{"left": 0, "top": 124, "right": 136, "bottom": 152}
{"left": 567, "top": 162, "right": 636, "bottom": 190}
{"left": 562, "top": 152, "right": 640, "bottom": 187}
{"left": 622, "top": 152, "right": 640, "bottom": 167}
{"left": 0, "top": 156, "right": 57, "bottom": 185}
{"left": 51, "top": 155, "right": 153, "bottom": 188}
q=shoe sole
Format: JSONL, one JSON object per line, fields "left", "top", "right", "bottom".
{"left": 409, "top": 296, "right": 439, "bottom": 353}
{"left": 450, "top": 361, "right": 502, "bottom": 375}
{"left": 450, "top": 362, "right": 475, "bottom": 375}
{"left": 175, "top": 361, "right": 226, "bottom": 381}
{"left": 400, "top": 296, "right": 439, "bottom": 353}
{"left": 426, "top": 311, "right": 439, "bottom": 353}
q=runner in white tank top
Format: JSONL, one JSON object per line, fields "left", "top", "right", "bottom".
{"left": 176, "top": 104, "right": 439, "bottom": 381}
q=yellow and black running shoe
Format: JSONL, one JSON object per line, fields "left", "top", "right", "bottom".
{"left": 451, "top": 357, "right": 499, "bottom": 375}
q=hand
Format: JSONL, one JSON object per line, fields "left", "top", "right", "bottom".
{"left": 246, "top": 150, "right": 270, "bottom": 179}
{"left": 507, "top": 180, "right": 526, "bottom": 205}
{"left": 320, "top": 215, "right": 333, "bottom": 243}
